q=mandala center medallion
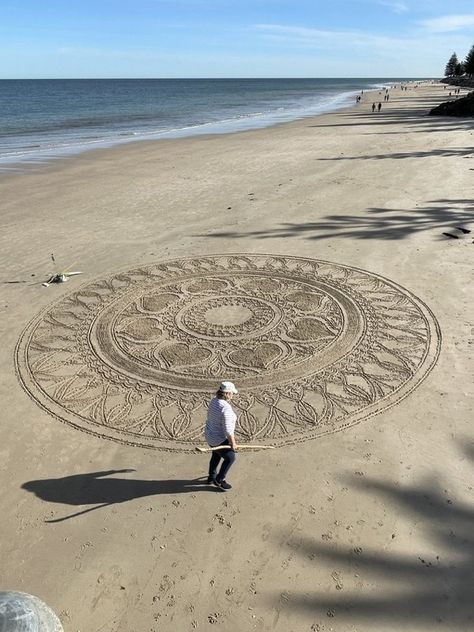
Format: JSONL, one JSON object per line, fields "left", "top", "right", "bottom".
{"left": 177, "top": 295, "right": 281, "bottom": 339}
{"left": 16, "top": 255, "right": 441, "bottom": 451}
{"left": 90, "top": 275, "right": 355, "bottom": 389}
{"left": 205, "top": 305, "right": 252, "bottom": 326}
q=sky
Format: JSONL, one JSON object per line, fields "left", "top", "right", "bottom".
{"left": 1, "top": 0, "right": 473, "bottom": 78}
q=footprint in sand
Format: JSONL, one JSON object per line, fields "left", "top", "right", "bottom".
{"left": 208, "top": 612, "right": 220, "bottom": 624}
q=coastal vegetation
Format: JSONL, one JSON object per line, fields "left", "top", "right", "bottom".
{"left": 429, "top": 90, "right": 474, "bottom": 117}
{"left": 431, "top": 44, "right": 474, "bottom": 117}
{"left": 444, "top": 44, "right": 474, "bottom": 78}
{"left": 444, "top": 52, "right": 464, "bottom": 77}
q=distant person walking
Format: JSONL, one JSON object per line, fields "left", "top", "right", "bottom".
{"left": 372, "top": 102, "right": 376, "bottom": 113}
{"left": 377, "top": 102, "right": 382, "bottom": 112}
{"left": 204, "top": 381, "right": 239, "bottom": 491}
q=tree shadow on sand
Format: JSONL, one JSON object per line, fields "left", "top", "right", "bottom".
{"left": 318, "top": 147, "right": 474, "bottom": 161}
{"left": 277, "top": 440, "right": 474, "bottom": 628}
{"left": 22, "top": 469, "right": 219, "bottom": 523}
{"left": 307, "top": 98, "right": 474, "bottom": 134}
{"left": 204, "top": 198, "right": 474, "bottom": 242}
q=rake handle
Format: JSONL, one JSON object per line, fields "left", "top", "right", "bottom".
{"left": 196, "top": 445, "right": 275, "bottom": 452}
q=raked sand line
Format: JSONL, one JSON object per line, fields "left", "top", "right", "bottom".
{"left": 15, "top": 254, "right": 441, "bottom": 451}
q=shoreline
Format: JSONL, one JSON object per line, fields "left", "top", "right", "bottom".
{"left": 0, "top": 79, "right": 429, "bottom": 174}
{"left": 1, "top": 80, "right": 472, "bottom": 632}
{"left": 0, "top": 80, "right": 452, "bottom": 186}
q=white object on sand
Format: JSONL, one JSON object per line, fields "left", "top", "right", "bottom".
{"left": 0, "top": 591, "right": 63, "bottom": 631}
{"left": 42, "top": 271, "right": 82, "bottom": 287}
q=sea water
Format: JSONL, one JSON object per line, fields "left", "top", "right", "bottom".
{"left": 0, "top": 78, "right": 418, "bottom": 167}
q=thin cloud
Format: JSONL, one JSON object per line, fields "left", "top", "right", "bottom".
{"left": 378, "top": 1, "right": 409, "bottom": 14}
{"left": 252, "top": 24, "right": 405, "bottom": 50}
{"left": 420, "top": 14, "right": 474, "bottom": 32}
{"left": 251, "top": 22, "right": 473, "bottom": 71}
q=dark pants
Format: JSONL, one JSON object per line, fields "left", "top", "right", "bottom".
{"left": 208, "top": 441, "right": 236, "bottom": 482}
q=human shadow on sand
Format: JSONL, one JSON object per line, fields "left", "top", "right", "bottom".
{"left": 22, "top": 469, "right": 220, "bottom": 523}
{"left": 273, "top": 439, "right": 474, "bottom": 628}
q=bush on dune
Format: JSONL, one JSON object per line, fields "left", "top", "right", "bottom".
{"left": 429, "top": 91, "right": 474, "bottom": 117}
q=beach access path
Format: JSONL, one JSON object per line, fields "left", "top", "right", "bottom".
{"left": 0, "top": 82, "right": 473, "bottom": 632}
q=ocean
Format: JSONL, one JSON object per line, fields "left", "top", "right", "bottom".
{"left": 0, "top": 78, "right": 416, "bottom": 167}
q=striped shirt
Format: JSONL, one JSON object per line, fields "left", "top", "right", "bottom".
{"left": 204, "top": 397, "right": 237, "bottom": 447}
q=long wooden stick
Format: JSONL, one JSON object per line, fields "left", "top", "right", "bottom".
{"left": 195, "top": 444, "right": 275, "bottom": 453}
{"left": 62, "top": 261, "right": 77, "bottom": 274}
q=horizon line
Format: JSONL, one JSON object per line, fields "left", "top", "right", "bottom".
{"left": 0, "top": 76, "right": 438, "bottom": 81}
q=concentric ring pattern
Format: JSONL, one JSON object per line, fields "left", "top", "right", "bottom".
{"left": 15, "top": 255, "right": 441, "bottom": 451}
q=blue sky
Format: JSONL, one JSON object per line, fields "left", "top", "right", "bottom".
{"left": 1, "top": 0, "right": 473, "bottom": 78}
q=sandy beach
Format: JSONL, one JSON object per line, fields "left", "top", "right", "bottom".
{"left": 1, "top": 82, "right": 473, "bottom": 632}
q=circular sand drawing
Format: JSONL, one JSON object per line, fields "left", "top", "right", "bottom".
{"left": 15, "top": 255, "right": 441, "bottom": 451}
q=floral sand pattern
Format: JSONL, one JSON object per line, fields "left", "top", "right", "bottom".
{"left": 15, "top": 255, "right": 441, "bottom": 451}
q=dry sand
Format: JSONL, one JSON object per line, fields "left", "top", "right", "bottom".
{"left": 1, "top": 82, "right": 473, "bottom": 632}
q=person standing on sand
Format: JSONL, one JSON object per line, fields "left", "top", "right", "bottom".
{"left": 377, "top": 102, "right": 382, "bottom": 112}
{"left": 372, "top": 103, "right": 376, "bottom": 113}
{"left": 205, "top": 381, "right": 238, "bottom": 491}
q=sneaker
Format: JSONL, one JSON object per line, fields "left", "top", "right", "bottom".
{"left": 206, "top": 476, "right": 215, "bottom": 484}
{"left": 216, "top": 479, "right": 232, "bottom": 490}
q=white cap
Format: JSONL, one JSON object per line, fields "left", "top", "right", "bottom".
{"left": 219, "top": 381, "right": 238, "bottom": 394}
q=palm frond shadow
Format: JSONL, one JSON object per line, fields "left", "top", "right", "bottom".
{"left": 204, "top": 198, "right": 473, "bottom": 242}
{"left": 276, "top": 440, "right": 474, "bottom": 627}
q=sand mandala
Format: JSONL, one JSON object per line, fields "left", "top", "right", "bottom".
{"left": 15, "top": 255, "right": 441, "bottom": 451}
